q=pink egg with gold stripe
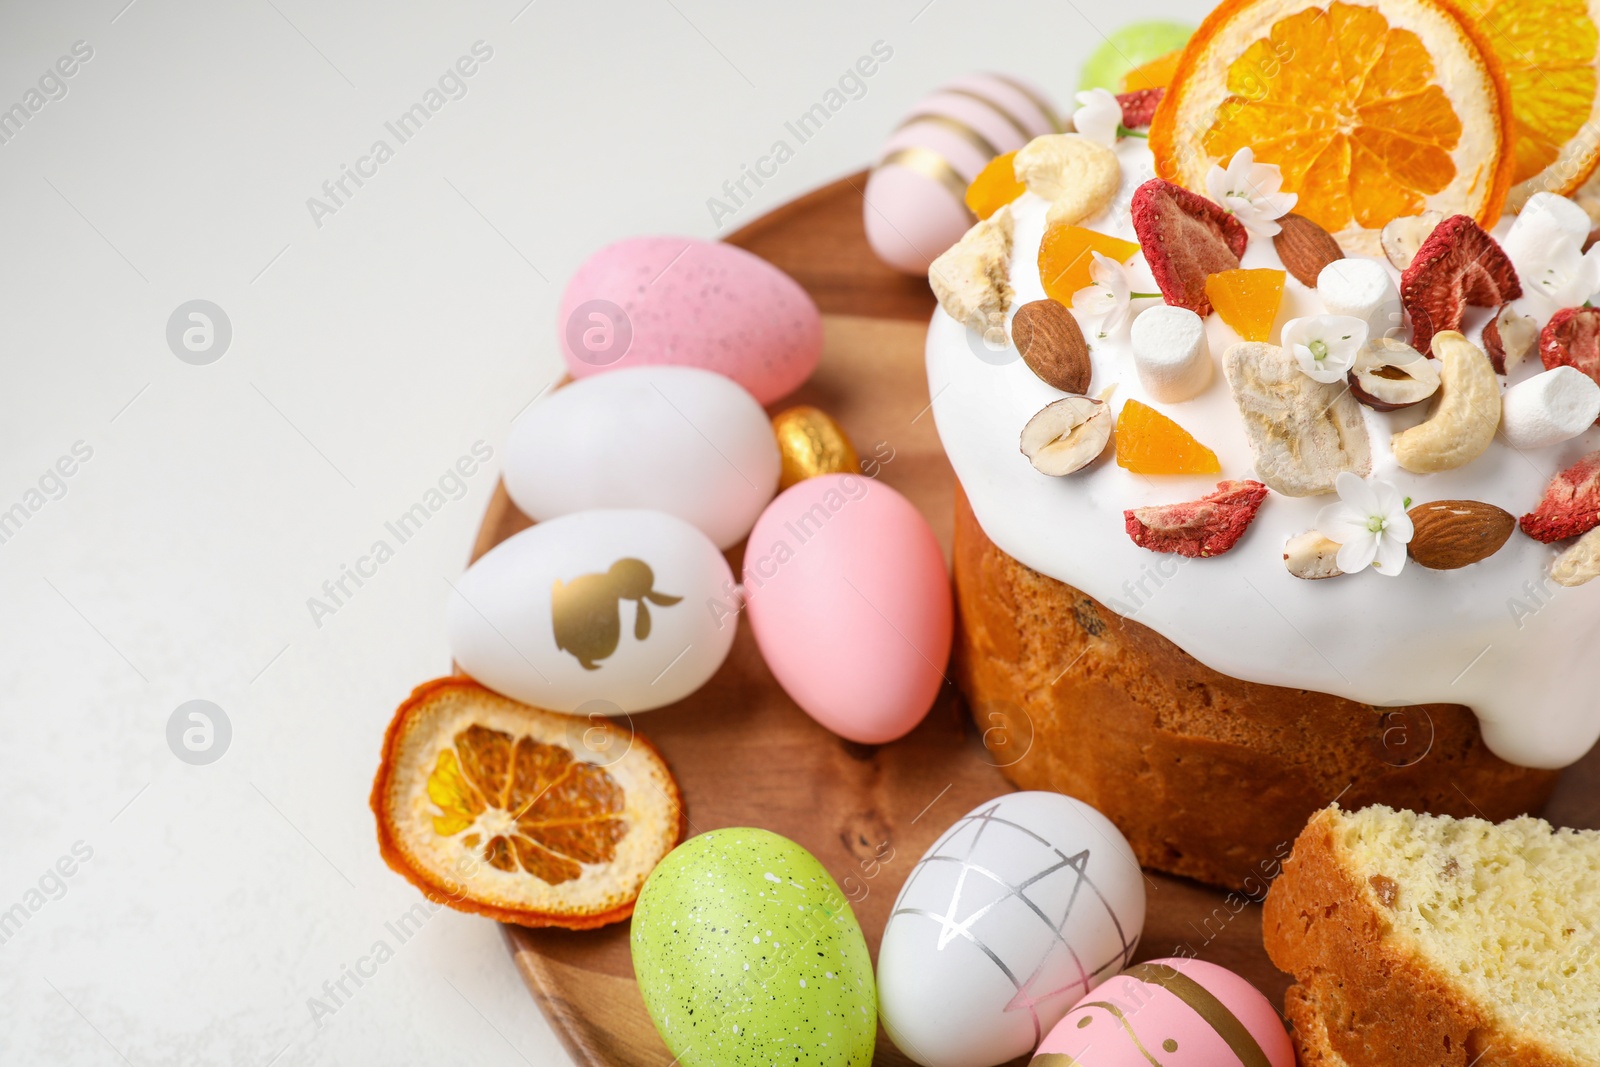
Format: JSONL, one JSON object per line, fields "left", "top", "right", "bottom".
{"left": 864, "top": 73, "right": 1060, "bottom": 274}
{"left": 1031, "top": 958, "right": 1293, "bottom": 1067}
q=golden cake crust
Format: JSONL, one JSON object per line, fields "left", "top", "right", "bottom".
{"left": 951, "top": 486, "right": 1558, "bottom": 889}
{"left": 1262, "top": 809, "right": 1583, "bottom": 1067}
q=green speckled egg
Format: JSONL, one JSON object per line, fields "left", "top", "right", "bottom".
{"left": 631, "top": 828, "right": 876, "bottom": 1067}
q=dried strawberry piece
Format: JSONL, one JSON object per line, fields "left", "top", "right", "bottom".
{"left": 1130, "top": 178, "right": 1248, "bottom": 316}
{"left": 1124, "top": 479, "right": 1269, "bottom": 557}
{"left": 1540, "top": 306, "right": 1600, "bottom": 389}
{"left": 1117, "top": 87, "right": 1164, "bottom": 129}
{"left": 1521, "top": 450, "right": 1600, "bottom": 542}
{"left": 1400, "top": 214, "right": 1521, "bottom": 356}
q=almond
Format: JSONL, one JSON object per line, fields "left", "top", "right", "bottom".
{"left": 1272, "top": 213, "right": 1344, "bottom": 288}
{"left": 1406, "top": 499, "right": 1515, "bottom": 570}
{"left": 1011, "top": 299, "right": 1090, "bottom": 393}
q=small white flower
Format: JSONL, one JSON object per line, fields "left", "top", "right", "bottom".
{"left": 1072, "top": 88, "right": 1122, "bottom": 148}
{"left": 1283, "top": 315, "right": 1368, "bottom": 383}
{"left": 1071, "top": 252, "right": 1160, "bottom": 338}
{"left": 1316, "top": 471, "right": 1414, "bottom": 576}
{"left": 1072, "top": 252, "right": 1130, "bottom": 336}
{"left": 1204, "top": 146, "right": 1298, "bottom": 237}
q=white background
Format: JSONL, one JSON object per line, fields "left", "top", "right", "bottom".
{"left": 0, "top": 0, "right": 1187, "bottom": 1062}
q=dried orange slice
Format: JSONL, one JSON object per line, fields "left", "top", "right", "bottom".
{"left": 1456, "top": 0, "right": 1600, "bottom": 208}
{"left": 1151, "top": 0, "right": 1514, "bottom": 254}
{"left": 371, "top": 677, "right": 686, "bottom": 930}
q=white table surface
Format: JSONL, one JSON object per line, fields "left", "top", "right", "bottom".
{"left": 0, "top": 0, "right": 1189, "bottom": 1062}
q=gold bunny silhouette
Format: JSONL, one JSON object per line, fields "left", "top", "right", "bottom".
{"left": 551, "top": 558, "right": 683, "bottom": 671}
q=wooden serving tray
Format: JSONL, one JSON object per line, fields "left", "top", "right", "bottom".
{"left": 475, "top": 171, "right": 1600, "bottom": 1067}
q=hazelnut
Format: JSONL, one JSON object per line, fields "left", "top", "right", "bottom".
{"left": 1349, "top": 338, "right": 1440, "bottom": 411}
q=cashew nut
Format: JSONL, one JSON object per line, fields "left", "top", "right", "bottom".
{"left": 1390, "top": 330, "right": 1500, "bottom": 473}
{"left": 1013, "top": 134, "right": 1120, "bottom": 227}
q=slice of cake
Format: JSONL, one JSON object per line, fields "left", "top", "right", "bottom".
{"left": 1263, "top": 804, "right": 1600, "bottom": 1067}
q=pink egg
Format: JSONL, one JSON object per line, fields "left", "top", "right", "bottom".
{"left": 743, "top": 473, "right": 952, "bottom": 744}
{"left": 865, "top": 72, "right": 1060, "bottom": 274}
{"left": 1032, "top": 958, "right": 1294, "bottom": 1067}
{"left": 558, "top": 236, "right": 821, "bottom": 405}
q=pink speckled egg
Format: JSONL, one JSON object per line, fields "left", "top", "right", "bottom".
{"left": 743, "top": 473, "right": 952, "bottom": 744}
{"left": 865, "top": 73, "right": 1060, "bottom": 274}
{"left": 558, "top": 236, "right": 821, "bottom": 405}
{"left": 1032, "top": 958, "right": 1294, "bottom": 1067}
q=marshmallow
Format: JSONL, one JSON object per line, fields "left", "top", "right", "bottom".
{"left": 1317, "top": 258, "right": 1402, "bottom": 338}
{"left": 1130, "top": 305, "right": 1211, "bottom": 402}
{"left": 1500, "top": 367, "right": 1600, "bottom": 450}
{"left": 1502, "top": 193, "right": 1591, "bottom": 294}
{"left": 1505, "top": 191, "right": 1592, "bottom": 258}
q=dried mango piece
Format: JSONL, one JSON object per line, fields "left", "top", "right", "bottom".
{"left": 1206, "top": 268, "right": 1286, "bottom": 342}
{"left": 964, "top": 151, "right": 1025, "bottom": 220}
{"left": 1039, "top": 225, "right": 1141, "bottom": 305}
{"left": 1115, "top": 398, "right": 1222, "bottom": 474}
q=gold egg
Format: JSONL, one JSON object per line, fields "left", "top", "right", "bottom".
{"left": 772, "top": 406, "right": 860, "bottom": 489}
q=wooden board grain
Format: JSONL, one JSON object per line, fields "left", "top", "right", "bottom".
{"left": 486, "top": 170, "right": 1600, "bottom": 1067}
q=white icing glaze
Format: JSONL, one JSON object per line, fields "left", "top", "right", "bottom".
{"left": 926, "top": 139, "right": 1600, "bottom": 770}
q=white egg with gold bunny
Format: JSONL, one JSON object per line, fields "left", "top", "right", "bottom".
{"left": 446, "top": 509, "right": 736, "bottom": 713}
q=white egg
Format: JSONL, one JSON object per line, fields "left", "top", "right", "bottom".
{"left": 447, "top": 509, "right": 736, "bottom": 713}
{"left": 877, "top": 791, "right": 1147, "bottom": 1067}
{"left": 505, "top": 366, "right": 781, "bottom": 550}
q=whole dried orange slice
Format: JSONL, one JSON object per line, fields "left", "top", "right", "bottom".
{"left": 1457, "top": 0, "right": 1600, "bottom": 208}
{"left": 370, "top": 676, "right": 686, "bottom": 930}
{"left": 1151, "top": 0, "right": 1514, "bottom": 254}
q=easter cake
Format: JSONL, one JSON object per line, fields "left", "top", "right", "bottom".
{"left": 918, "top": 0, "right": 1600, "bottom": 888}
{"left": 1262, "top": 804, "right": 1600, "bottom": 1067}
